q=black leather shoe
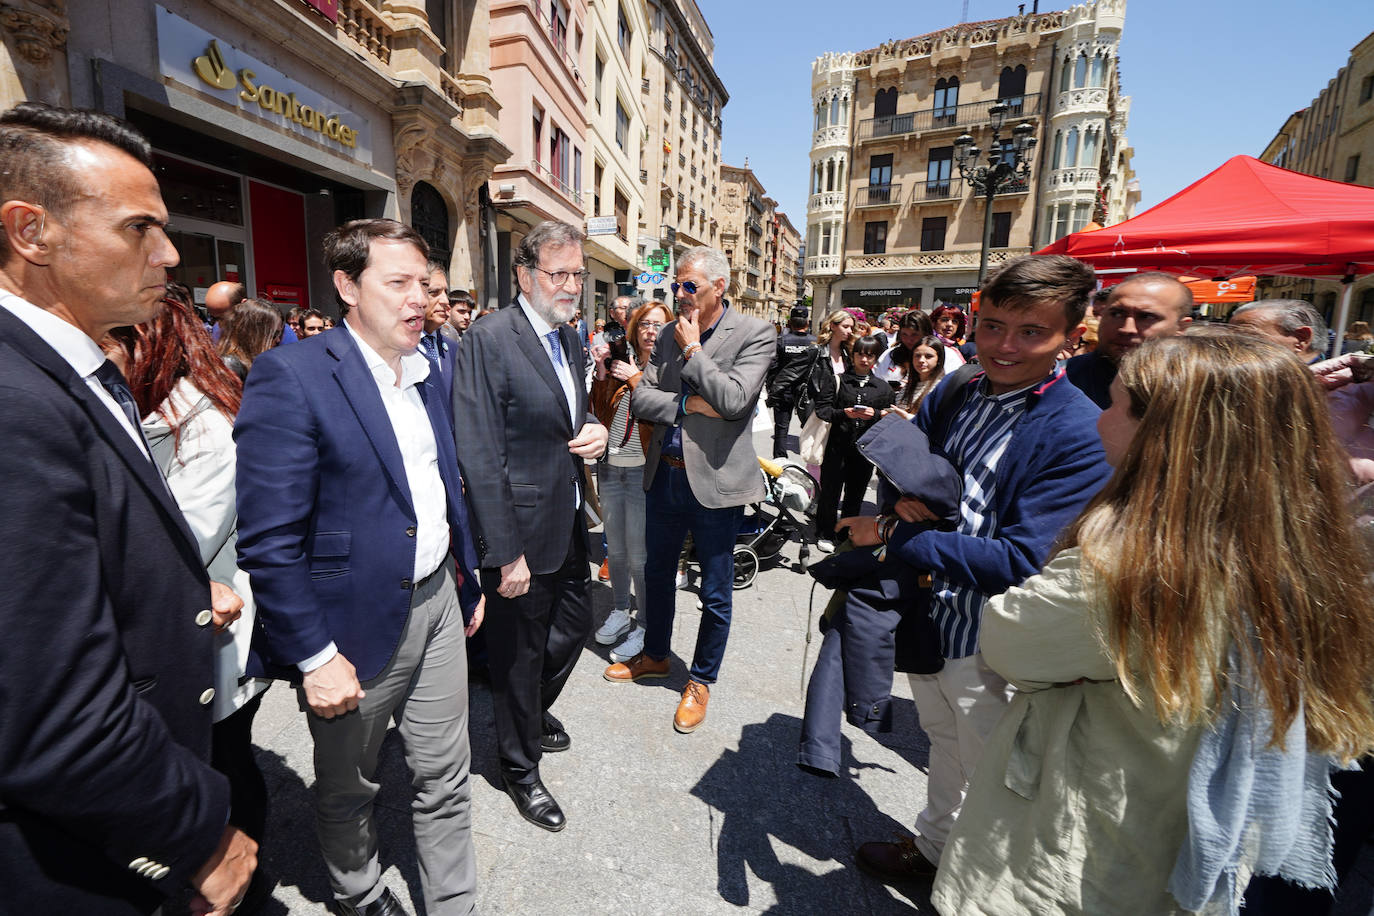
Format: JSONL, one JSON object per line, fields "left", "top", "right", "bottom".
{"left": 502, "top": 773, "right": 566, "bottom": 832}
{"left": 541, "top": 712, "right": 571, "bottom": 753}
{"left": 335, "top": 886, "right": 410, "bottom": 916}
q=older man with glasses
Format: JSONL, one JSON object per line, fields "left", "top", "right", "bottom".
{"left": 602, "top": 246, "right": 775, "bottom": 734}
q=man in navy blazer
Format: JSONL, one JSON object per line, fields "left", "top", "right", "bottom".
{"left": 236, "top": 219, "right": 484, "bottom": 916}
{"left": 0, "top": 103, "right": 255, "bottom": 915}
{"left": 420, "top": 259, "right": 456, "bottom": 398}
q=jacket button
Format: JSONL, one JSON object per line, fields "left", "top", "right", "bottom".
{"left": 405, "top": 526, "right": 417, "bottom": 537}
{"left": 401, "top": 578, "right": 413, "bottom": 590}
{"left": 195, "top": 609, "right": 213, "bottom": 627}
{"left": 199, "top": 688, "right": 215, "bottom": 706}
{"left": 152, "top": 865, "right": 170, "bottom": 880}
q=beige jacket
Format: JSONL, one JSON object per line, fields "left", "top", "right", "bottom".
{"left": 932, "top": 548, "right": 1222, "bottom": 916}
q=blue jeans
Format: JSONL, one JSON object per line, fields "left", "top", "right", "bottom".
{"left": 643, "top": 463, "right": 742, "bottom": 684}
{"left": 598, "top": 462, "right": 648, "bottom": 614}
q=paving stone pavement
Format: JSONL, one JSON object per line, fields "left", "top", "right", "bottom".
{"left": 240, "top": 409, "right": 1374, "bottom": 916}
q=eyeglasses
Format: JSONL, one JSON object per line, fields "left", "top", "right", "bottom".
{"left": 670, "top": 280, "right": 699, "bottom": 295}
{"left": 529, "top": 265, "right": 591, "bottom": 287}
{"left": 639, "top": 321, "right": 665, "bottom": 331}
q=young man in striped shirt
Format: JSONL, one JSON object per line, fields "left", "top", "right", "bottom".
{"left": 841, "top": 255, "right": 1114, "bottom": 883}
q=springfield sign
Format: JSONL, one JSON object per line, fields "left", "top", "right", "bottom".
{"left": 156, "top": 5, "right": 371, "bottom": 162}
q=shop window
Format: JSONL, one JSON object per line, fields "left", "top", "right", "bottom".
{"left": 410, "top": 182, "right": 450, "bottom": 267}
{"left": 990, "top": 212, "right": 1011, "bottom": 248}
{"left": 155, "top": 154, "right": 244, "bottom": 226}
{"left": 863, "top": 221, "right": 887, "bottom": 255}
{"left": 920, "top": 217, "right": 947, "bottom": 252}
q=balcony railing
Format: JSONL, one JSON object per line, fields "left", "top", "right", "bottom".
{"left": 640, "top": 169, "right": 648, "bottom": 184}
{"left": 909, "top": 180, "right": 958, "bottom": 203}
{"left": 642, "top": 77, "right": 650, "bottom": 93}
{"left": 845, "top": 247, "right": 1033, "bottom": 273}
{"left": 856, "top": 93, "right": 1040, "bottom": 142}
{"left": 526, "top": 0, "right": 584, "bottom": 86}
{"left": 808, "top": 190, "right": 845, "bottom": 211}
{"left": 528, "top": 159, "right": 582, "bottom": 205}
{"left": 664, "top": 93, "right": 672, "bottom": 111}
{"left": 805, "top": 255, "right": 841, "bottom": 275}
{"left": 338, "top": 0, "right": 395, "bottom": 67}
{"left": 855, "top": 183, "right": 901, "bottom": 207}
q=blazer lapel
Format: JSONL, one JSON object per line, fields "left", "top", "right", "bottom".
{"left": 512, "top": 305, "right": 574, "bottom": 432}
{"left": 702, "top": 304, "right": 740, "bottom": 356}
{"left": 559, "top": 323, "right": 587, "bottom": 423}
{"left": 327, "top": 332, "right": 412, "bottom": 512}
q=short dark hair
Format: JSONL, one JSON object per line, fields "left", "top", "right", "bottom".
{"left": 448, "top": 289, "right": 475, "bottom": 307}
{"left": 301, "top": 308, "right": 324, "bottom": 324}
{"left": 852, "top": 334, "right": 886, "bottom": 358}
{"left": 898, "top": 310, "right": 934, "bottom": 335}
{"left": 512, "top": 220, "right": 584, "bottom": 280}
{"left": 322, "top": 218, "right": 429, "bottom": 315}
{"left": 1109, "top": 271, "right": 1194, "bottom": 316}
{"left": 981, "top": 254, "right": 1096, "bottom": 330}
{"left": 0, "top": 103, "right": 154, "bottom": 263}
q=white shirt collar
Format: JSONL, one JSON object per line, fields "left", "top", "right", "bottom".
{"left": 344, "top": 319, "right": 431, "bottom": 390}
{"left": 0, "top": 292, "right": 109, "bottom": 379}
{"left": 517, "top": 294, "right": 559, "bottom": 339}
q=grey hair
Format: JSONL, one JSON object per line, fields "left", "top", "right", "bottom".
{"left": 1232, "top": 299, "right": 1328, "bottom": 351}
{"left": 679, "top": 246, "right": 730, "bottom": 286}
{"left": 426, "top": 259, "right": 448, "bottom": 280}
{"left": 512, "top": 220, "right": 585, "bottom": 278}
{"left": 612, "top": 294, "right": 639, "bottom": 310}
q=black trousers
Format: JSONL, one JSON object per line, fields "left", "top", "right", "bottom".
{"left": 480, "top": 524, "right": 592, "bottom": 784}
{"left": 771, "top": 397, "right": 795, "bottom": 458}
{"left": 210, "top": 690, "right": 269, "bottom": 843}
{"left": 816, "top": 438, "right": 876, "bottom": 541}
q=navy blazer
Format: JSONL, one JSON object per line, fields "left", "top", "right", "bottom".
{"left": 422, "top": 330, "right": 457, "bottom": 407}
{"left": 0, "top": 308, "right": 228, "bottom": 913}
{"left": 235, "top": 326, "right": 481, "bottom": 683}
{"left": 452, "top": 302, "right": 595, "bottom": 574}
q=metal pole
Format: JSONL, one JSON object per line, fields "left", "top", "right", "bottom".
{"left": 1330, "top": 269, "right": 1357, "bottom": 357}
{"left": 977, "top": 179, "right": 997, "bottom": 286}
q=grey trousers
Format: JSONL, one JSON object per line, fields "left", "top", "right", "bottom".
{"left": 304, "top": 563, "right": 475, "bottom": 915}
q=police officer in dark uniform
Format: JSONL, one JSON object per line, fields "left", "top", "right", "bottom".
{"left": 765, "top": 305, "right": 818, "bottom": 458}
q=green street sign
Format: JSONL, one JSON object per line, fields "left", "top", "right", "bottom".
{"left": 647, "top": 248, "right": 671, "bottom": 272}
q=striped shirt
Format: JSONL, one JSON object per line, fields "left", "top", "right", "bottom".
{"left": 929, "top": 374, "right": 1042, "bottom": 658}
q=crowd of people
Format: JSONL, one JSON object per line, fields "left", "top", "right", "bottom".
{"left": 3, "top": 100, "right": 1373, "bottom": 916}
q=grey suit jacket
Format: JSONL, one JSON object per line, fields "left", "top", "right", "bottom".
{"left": 632, "top": 303, "right": 775, "bottom": 508}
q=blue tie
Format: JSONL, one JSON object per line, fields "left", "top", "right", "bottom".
{"left": 545, "top": 330, "right": 563, "bottom": 367}
{"left": 422, "top": 333, "right": 440, "bottom": 365}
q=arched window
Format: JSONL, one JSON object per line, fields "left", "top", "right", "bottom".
{"left": 1074, "top": 53, "right": 1088, "bottom": 88}
{"left": 933, "top": 76, "right": 959, "bottom": 123}
{"left": 840, "top": 96, "right": 849, "bottom": 125}
{"left": 874, "top": 87, "right": 898, "bottom": 119}
{"left": 815, "top": 103, "right": 823, "bottom": 131}
{"left": 1060, "top": 56, "right": 1072, "bottom": 92}
{"left": 830, "top": 96, "right": 839, "bottom": 125}
{"left": 1065, "top": 127, "right": 1079, "bottom": 168}
{"left": 1052, "top": 129, "right": 1063, "bottom": 169}
{"left": 825, "top": 159, "right": 835, "bottom": 192}
{"left": 410, "top": 181, "right": 450, "bottom": 268}
{"left": 1083, "top": 127, "right": 1099, "bottom": 167}
{"left": 998, "top": 65, "right": 1027, "bottom": 101}
{"left": 1091, "top": 53, "right": 1107, "bottom": 88}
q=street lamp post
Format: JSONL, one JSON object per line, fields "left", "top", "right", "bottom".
{"left": 953, "top": 103, "right": 1038, "bottom": 286}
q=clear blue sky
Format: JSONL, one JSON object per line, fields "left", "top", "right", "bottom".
{"left": 694, "top": 0, "right": 1374, "bottom": 229}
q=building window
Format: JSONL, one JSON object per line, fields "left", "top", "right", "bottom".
{"left": 551, "top": 127, "right": 570, "bottom": 187}
{"left": 933, "top": 77, "right": 959, "bottom": 123}
{"left": 549, "top": 1, "right": 567, "bottom": 52}
{"left": 863, "top": 221, "right": 887, "bottom": 255}
{"left": 990, "top": 211, "right": 1011, "bottom": 248}
{"left": 1065, "top": 127, "right": 1079, "bottom": 168}
{"left": 1052, "top": 130, "right": 1063, "bottom": 170}
{"left": 593, "top": 161, "right": 603, "bottom": 215}
{"left": 617, "top": 3, "right": 632, "bottom": 58}
{"left": 821, "top": 223, "right": 832, "bottom": 256}
{"left": 1072, "top": 202, "right": 1092, "bottom": 233}
{"left": 1090, "top": 52, "right": 1107, "bottom": 88}
{"left": 1347, "top": 154, "right": 1362, "bottom": 183}
{"left": 1083, "top": 127, "right": 1099, "bottom": 168}
{"left": 874, "top": 87, "right": 897, "bottom": 119}
{"left": 830, "top": 96, "right": 840, "bottom": 125}
{"left": 1074, "top": 53, "right": 1088, "bottom": 89}
{"left": 615, "top": 99, "right": 629, "bottom": 150}
{"left": 594, "top": 55, "right": 605, "bottom": 113}
{"left": 410, "top": 181, "right": 450, "bottom": 267}
{"left": 1054, "top": 204, "right": 1070, "bottom": 241}
{"left": 1060, "top": 55, "right": 1072, "bottom": 92}
{"left": 920, "top": 217, "right": 947, "bottom": 251}
{"left": 532, "top": 106, "right": 544, "bottom": 165}
{"left": 998, "top": 65, "right": 1027, "bottom": 102}
{"left": 574, "top": 148, "right": 583, "bottom": 194}
{"left": 868, "top": 153, "right": 893, "bottom": 188}
{"left": 926, "top": 146, "right": 953, "bottom": 196}
{"left": 1362, "top": 74, "right": 1374, "bottom": 103}
{"left": 614, "top": 187, "right": 629, "bottom": 241}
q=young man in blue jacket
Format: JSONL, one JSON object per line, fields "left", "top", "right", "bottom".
{"left": 840, "top": 254, "right": 1113, "bottom": 883}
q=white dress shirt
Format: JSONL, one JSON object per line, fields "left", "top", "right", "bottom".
{"left": 0, "top": 291, "right": 152, "bottom": 457}
{"left": 518, "top": 294, "right": 579, "bottom": 430}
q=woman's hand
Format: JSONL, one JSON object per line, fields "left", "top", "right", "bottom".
{"left": 590, "top": 343, "right": 611, "bottom": 380}
{"left": 609, "top": 360, "right": 637, "bottom": 381}
{"left": 843, "top": 406, "right": 875, "bottom": 419}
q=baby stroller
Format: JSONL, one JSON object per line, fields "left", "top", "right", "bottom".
{"left": 732, "top": 456, "right": 820, "bottom": 589}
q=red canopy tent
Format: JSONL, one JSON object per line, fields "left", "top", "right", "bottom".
{"left": 1037, "top": 155, "right": 1374, "bottom": 349}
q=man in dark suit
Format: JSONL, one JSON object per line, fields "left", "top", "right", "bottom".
{"left": 421, "top": 260, "right": 456, "bottom": 397}
{"left": 235, "top": 219, "right": 484, "bottom": 916}
{"left": 0, "top": 103, "right": 255, "bottom": 914}
{"left": 452, "top": 220, "right": 608, "bottom": 831}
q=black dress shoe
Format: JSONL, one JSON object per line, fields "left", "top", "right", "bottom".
{"left": 502, "top": 773, "right": 566, "bottom": 832}
{"left": 335, "top": 886, "right": 410, "bottom": 916}
{"left": 541, "top": 712, "right": 571, "bottom": 753}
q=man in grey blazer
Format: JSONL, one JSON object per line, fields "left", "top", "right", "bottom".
{"left": 603, "top": 246, "right": 774, "bottom": 733}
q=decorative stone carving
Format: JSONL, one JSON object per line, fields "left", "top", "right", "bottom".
{"left": 1, "top": 3, "right": 68, "bottom": 65}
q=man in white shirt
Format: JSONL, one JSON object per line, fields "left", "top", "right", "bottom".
{"left": 235, "top": 219, "right": 485, "bottom": 916}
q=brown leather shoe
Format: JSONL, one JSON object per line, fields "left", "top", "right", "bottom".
{"left": 598, "top": 558, "right": 610, "bottom": 581}
{"left": 603, "top": 652, "right": 670, "bottom": 683}
{"left": 673, "top": 680, "right": 710, "bottom": 733}
{"left": 855, "top": 835, "right": 938, "bottom": 884}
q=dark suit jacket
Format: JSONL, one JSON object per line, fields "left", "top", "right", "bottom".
{"left": 0, "top": 307, "right": 228, "bottom": 913}
{"left": 423, "top": 331, "right": 457, "bottom": 406}
{"left": 235, "top": 326, "right": 481, "bottom": 683}
{"left": 452, "top": 301, "right": 595, "bottom": 574}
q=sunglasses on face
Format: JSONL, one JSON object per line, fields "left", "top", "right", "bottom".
{"left": 670, "top": 280, "right": 699, "bottom": 295}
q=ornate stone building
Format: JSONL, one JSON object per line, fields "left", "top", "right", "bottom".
{"left": 717, "top": 163, "right": 801, "bottom": 323}
{"left": 804, "top": 1, "right": 1137, "bottom": 316}
{"left": 1258, "top": 28, "right": 1374, "bottom": 322}
{"left": 4, "top": 0, "right": 510, "bottom": 314}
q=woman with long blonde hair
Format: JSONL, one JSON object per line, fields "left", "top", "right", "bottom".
{"left": 932, "top": 328, "right": 1374, "bottom": 916}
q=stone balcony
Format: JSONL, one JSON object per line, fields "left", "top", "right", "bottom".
{"left": 807, "top": 190, "right": 846, "bottom": 212}
{"left": 845, "top": 247, "right": 1032, "bottom": 274}
{"left": 1053, "top": 87, "right": 1109, "bottom": 116}
{"left": 1046, "top": 167, "right": 1100, "bottom": 191}
{"left": 811, "top": 124, "right": 849, "bottom": 149}
{"left": 805, "top": 254, "right": 842, "bottom": 275}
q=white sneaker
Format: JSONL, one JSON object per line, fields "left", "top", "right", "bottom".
{"left": 610, "top": 626, "right": 645, "bottom": 662}
{"left": 675, "top": 569, "right": 689, "bottom": 589}
{"left": 595, "top": 608, "right": 633, "bottom": 645}
{"left": 817, "top": 539, "right": 835, "bottom": 554}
